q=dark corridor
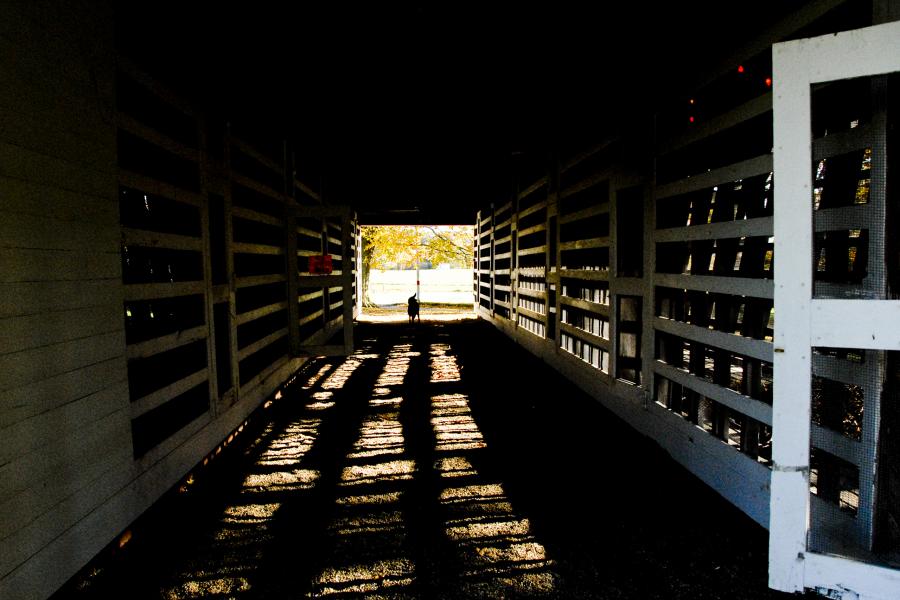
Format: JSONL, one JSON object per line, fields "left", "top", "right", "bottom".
{"left": 56, "top": 319, "right": 790, "bottom": 599}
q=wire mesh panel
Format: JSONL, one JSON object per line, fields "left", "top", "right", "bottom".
{"left": 806, "top": 72, "right": 894, "bottom": 563}
{"left": 771, "top": 19, "right": 900, "bottom": 598}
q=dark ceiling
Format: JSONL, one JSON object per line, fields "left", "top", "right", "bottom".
{"left": 115, "top": 1, "right": 803, "bottom": 224}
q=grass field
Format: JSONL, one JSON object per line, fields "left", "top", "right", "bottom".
{"left": 367, "top": 268, "right": 473, "bottom": 305}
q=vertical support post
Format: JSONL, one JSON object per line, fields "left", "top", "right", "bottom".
{"left": 640, "top": 182, "right": 655, "bottom": 402}
{"left": 198, "top": 115, "right": 218, "bottom": 415}
{"left": 770, "top": 38, "right": 813, "bottom": 594}
{"left": 474, "top": 210, "right": 481, "bottom": 307}
{"left": 342, "top": 211, "right": 354, "bottom": 353}
{"left": 489, "top": 204, "right": 496, "bottom": 314}
{"left": 285, "top": 143, "right": 300, "bottom": 357}
{"left": 224, "top": 123, "right": 240, "bottom": 402}
{"left": 547, "top": 154, "right": 561, "bottom": 346}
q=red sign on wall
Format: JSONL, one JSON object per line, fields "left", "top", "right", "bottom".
{"left": 308, "top": 255, "right": 333, "bottom": 274}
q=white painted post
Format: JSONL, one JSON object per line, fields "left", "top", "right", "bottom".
{"left": 770, "top": 20, "right": 900, "bottom": 599}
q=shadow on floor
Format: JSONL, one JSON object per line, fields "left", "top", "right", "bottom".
{"left": 54, "top": 320, "right": 799, "bottom": 599}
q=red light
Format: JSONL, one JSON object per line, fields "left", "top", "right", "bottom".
{"left": 689, "top": 116, "right": 695, "bottom": 123}
{"left": 765, "top": 77, "right": 772, "bottom": 87}
{"left": 737, "top": 65, "right": 745, "bottom": 73}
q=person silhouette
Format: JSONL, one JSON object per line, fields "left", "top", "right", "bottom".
{"left": 407, "top": 294, "right": 420, "bottom": 323}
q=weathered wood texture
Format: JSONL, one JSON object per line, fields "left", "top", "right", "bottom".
{"left": 0, "top": 5, "right": 355, "bottom": 600}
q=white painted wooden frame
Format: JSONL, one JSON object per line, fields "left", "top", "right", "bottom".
{"left": 770, "top": 20, "right": 900, "bottom": 599}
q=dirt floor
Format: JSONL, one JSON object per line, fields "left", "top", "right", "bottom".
{"left": 54, "top": 318, "right": 806, "bottom": 599}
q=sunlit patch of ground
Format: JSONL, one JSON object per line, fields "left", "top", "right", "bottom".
{"left": 358, "top": 303, "right": 476, "bottom": 322}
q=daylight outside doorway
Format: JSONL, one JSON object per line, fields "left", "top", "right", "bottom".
{"left": 359, "top": 225, "right": 475, "bottom": 322}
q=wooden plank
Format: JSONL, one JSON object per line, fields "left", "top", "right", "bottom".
{"left": 494, "top": 299, "right": 511, "bottom": 309}
{"left": 130, "top": 368, "right": 209, "bottom": 419}
{"left": 234, "top": 273, "right": 286, "bottom": 289}
{"left": 559, "top": 202, "right": 610, "bottom": 225}
{"left": 0, "top": 175, "right": 116, "bottom": 225}
{"left": 494, "top": 283, "right": 511, "bottom": 293}
{"left": 0, "top": 304, "right": 120, "bottom": 357}
{"left": 557, "top": 269, "right": 609, "bottom": 281}
{"left": 118, "top": 170, "right": 203, "bottom": 207}
{"left": 117, "top": 114, "right": 198, "bottom": 161}
{"left": 654, "top": 317, "right": 773, "bottom": 362}
{"left": 237, "top": 328, "right": 289, "bottom": 361}
{"left": 297, "top": 224, "right": 322, "bottom": 240}
{"left": 653, "top": 273, "right": 774, "bottom": 299}
{"left": 294, "top": 178, "right": 322, "bottom": 203}
{"left": 121, "top": 227, "right": 203, "bottom": 252}
{"left": 560, "top": 321, "right": 611, "bottom": 350}
{"left": 518, "top": 200, "right": 547, "bottom": 221}
{"left": 811, "top": 352, "right": 870, "bottom": 387}
{"left": 0, "top": 97, "right": 115, "bottom": 173}
{"left": 0, "top": 448, "right": 133, "bottom": 565}
{"left": 298, "top": 274, "right": 343, "bottom": 287}
{"left": 0, "top": 357, "right": 125, "bottom": 430}
{"left": 560, "top": 237, "right": 610, "bottom": 251}
{"left": 658, "top": 93, "right": 773, "bottom": 156}
{"left": 560, "top": 171, "right": 610, "bottom": 200}
{"left": 494, "top": 218, "right": 512, "bottom": 232}
{"left": 655, "top": 154, "right": 773, "bottom": 201}
{"left": 238, "top": 354, "right": 290, "bottom": 396}
{"left": 236, "top": 300, "right": 288, "bottom": 326}
{"left": 652, "top": 361, "right": 773, "bottom": 426}
{"left": 231, "top": 172, "right": 284, "bottom": 203}
{"left": 0, "top": 330, "right": 123, "bottom": 394}
{"left": 231, "top": 138, "right": 282, "bottom": 176}
{"left": 116, "top": 57, "right": 196, "bottom": 118}
{"left": 559, "top": 295, "right": 611, "bottom": 316}
{"left": 561, "top": 138, "right": 616, "bottom": 174}
{"left": 494, "top": 251, "right": 512, "bottom": 261}
{"left": 517, "top": 306, "right": 546, "bottom": 322}
{"left": 122, "top": 281, "right": 205, "bottom": 302}
{"left": 517, "top": 222, "right": 547, "bottom": 238}
{"left": 0, "top": 64, "right": 113, "bottom": 147}
{"left": 517, "top": 246, "right": 547, "bottom": 257}
{"left": 291, "top": 204, "right": 352, "bottom": 219}
{"left": 0, "top": 248, "right": 118, "bottom": 284}
{"left": 231, "top": 241, "right": 283, "bottom": 256}
{"left": 653, "top": 217, "right": 773, "bottom": 242}
{"left": 810, "top": 423, "right": 863, "bottom": 465}
{"left": 297, "top": 289, "right": 324, "bottom": 303}
{"left": 125, "top": 325, "right": 208, "bottom": 360}
{"left": 0, "top": 381, "right": 128, "bottom": 467}
{"left": 518, "top": 177, "right": 547, "bottom": 201}
{"left": 0, "top": 407, "right": 130, "bottom": 507}
{"left": 813, "top": 204, "right": 875, "bottom": 232}
{"left": 812, "top": 123, "right": 873, "bottom": 161}
{"left": 298, "top": 308, "right": 325, "bottom": 327}
{"left": 0, "top": 208, "right": 118, "bottom": 253}
{"left": 232, "top": 206, "right": 284, "bottom": 228}
{"left": 516, "top": 287, "right": 547, "bottom": 300}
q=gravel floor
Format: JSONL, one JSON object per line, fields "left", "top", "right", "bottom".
{"left": 54, "top": 319, "right": 805, "bottom": 599}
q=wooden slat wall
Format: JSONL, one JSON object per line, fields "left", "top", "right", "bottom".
{"left": 0, "top": 6, "right": 352, "bottom": 599}
{"left": 0, "top": 4, "right": 126, "bottom": 600}
{"left": 471, "top": 3, "right": 872, "bottom": 530}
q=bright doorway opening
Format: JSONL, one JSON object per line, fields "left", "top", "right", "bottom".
{"left": 359, "top": 225, "right": 475, "bottom": 322}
